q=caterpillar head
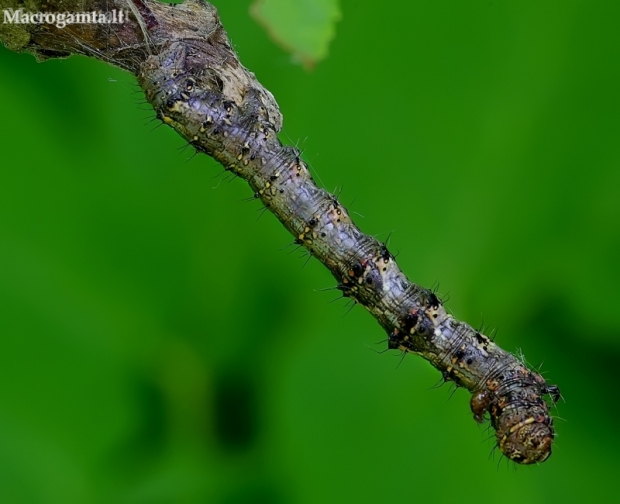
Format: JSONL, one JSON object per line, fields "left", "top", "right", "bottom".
{"left": 483, "top": 370, "right": 558, "bottom": 464}
{"left": 497, "top": 412, "right": 554, "bottom": 464}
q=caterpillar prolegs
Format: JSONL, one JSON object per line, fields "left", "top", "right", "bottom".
{"left": 138, "top": 15, "right": 560, "bottom": 464}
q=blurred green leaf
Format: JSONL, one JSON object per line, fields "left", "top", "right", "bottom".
{"left": 250, "top": 0, "right": 341, "bottom": 69}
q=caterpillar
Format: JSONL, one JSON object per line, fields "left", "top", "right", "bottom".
{"left": 137, "top": 13, "right": 560, "bottom": 464}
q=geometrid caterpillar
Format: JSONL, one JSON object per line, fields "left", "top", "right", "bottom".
{"left": 137, "top": 1, "right": 560, "bottom": 464}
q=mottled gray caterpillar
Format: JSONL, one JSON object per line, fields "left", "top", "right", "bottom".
{"left": 137, "top": 23, "right": 559, "bottom": 464}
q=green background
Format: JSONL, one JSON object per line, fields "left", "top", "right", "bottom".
{"left": 1, "top": 1, "right": 619, "bottom": 503}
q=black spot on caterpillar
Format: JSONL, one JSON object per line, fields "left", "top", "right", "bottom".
{"left": 137, "top": 38, "right": 559, "bottom": 465}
